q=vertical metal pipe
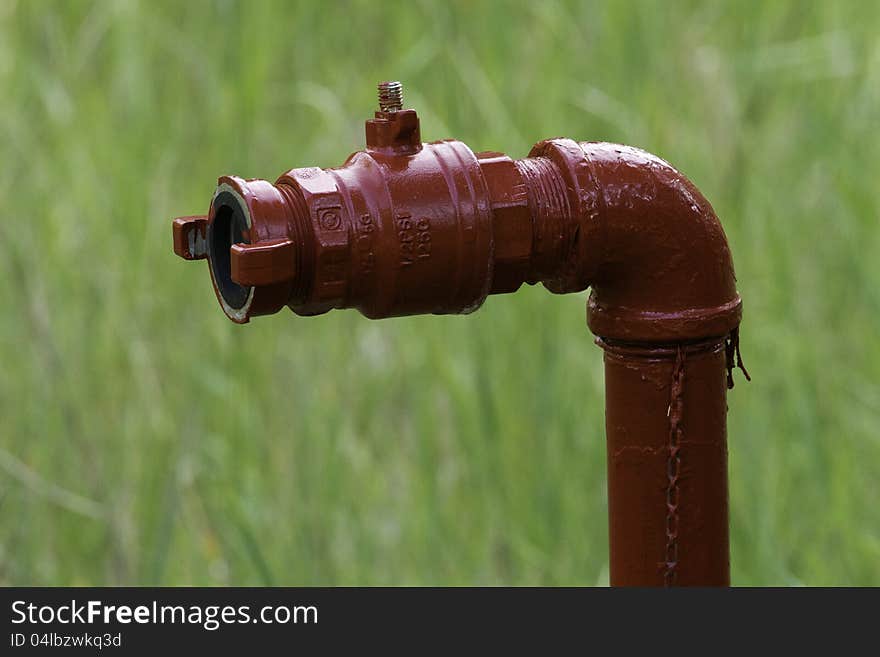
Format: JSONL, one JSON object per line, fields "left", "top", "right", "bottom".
{"left": 600, "top": 338, "right": 730, "bottom": 586}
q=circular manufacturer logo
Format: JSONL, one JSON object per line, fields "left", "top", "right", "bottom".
{"left": 319, "top": 208, "right": 342, "bottom": 230}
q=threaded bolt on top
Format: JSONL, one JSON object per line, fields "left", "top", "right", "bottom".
{"left": 378, "top": 81, "right": 403, "bottom": 112}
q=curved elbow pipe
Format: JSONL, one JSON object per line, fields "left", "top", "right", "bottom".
{"left": 173, "top": 91, "right": 745, "bottom": 586}
{"left": 510, "top": 138, "right": 742, "bottom": 343}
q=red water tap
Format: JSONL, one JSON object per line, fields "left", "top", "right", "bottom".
{"left": 173, "top": 82, "right": 746, "bottom": 586}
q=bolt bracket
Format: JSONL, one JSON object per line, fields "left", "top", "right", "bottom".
{"left": 172, "top": 215, "right": 208, "bottom": 260}
{"left": 230, "top": 238, "right": 296, "bottom": 287}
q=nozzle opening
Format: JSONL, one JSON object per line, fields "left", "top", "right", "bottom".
{"left": 208, "top": 189, "right": 252, "bottom": 315}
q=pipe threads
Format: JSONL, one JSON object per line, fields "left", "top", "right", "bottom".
{"left": 377, "top": 81, "right": 403, "bottom": 112}
{"left": 515, "top": 156, "right": 572, "bottom": 277}
{"left": 277, "top": 183, "right": 313, "bottom": 302}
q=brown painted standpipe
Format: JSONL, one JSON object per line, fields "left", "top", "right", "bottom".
{"left": 172, "top": 82, "right": 747, "bottom": 586}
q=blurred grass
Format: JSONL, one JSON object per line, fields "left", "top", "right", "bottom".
{"left": 1, "top": 0, "right": 878, "bottom": 585}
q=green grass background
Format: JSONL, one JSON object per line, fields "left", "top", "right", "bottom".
{"left": 1, "top": 0, "right": 878, "bottom": 586}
